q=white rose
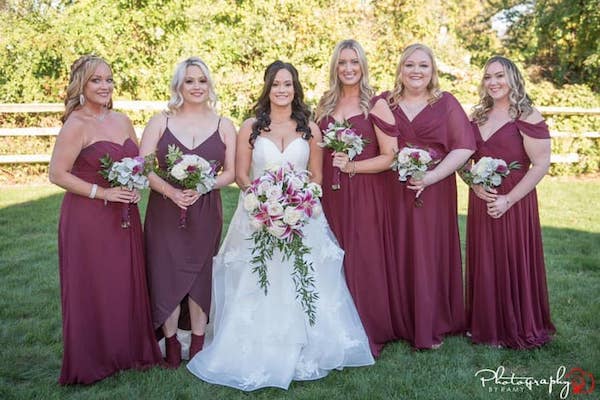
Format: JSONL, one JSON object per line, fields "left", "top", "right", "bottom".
{"left": 265, "top": 185, "right": 283, "bottom": 200}
{"left": 267, "top": 221, "right": 287, "bottom": 239}
{"left": 170, "top": 163, "right": 187, "bottom": 180}
{"left": 257, "top": 180, "right": 272, "bottom": 195}
{"left": 243, "top": 193, "right": 260, "bottom": 211}
{"left": 266, "top": 201, "right": 284, "bottom": 217}
{"left": 287, "top": 176, "right": 304, "bottom": 191}
{"left": 283, "top": 207, "right": 304, "bottom": 226}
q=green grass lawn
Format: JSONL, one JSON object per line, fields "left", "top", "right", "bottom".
{"left": 0, "top": 177, "right": 598, "bottom": 400}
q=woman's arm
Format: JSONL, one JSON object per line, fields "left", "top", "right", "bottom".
{"left": 307, "top": 121, "right": 324, "bottom": 185}
{"left": 335, "top": 98, "right": 397, "bottom": 174}
{"left": 49, "top": 119, "right": 135, "bottom": 203}
{"left": 487, "top": 110, "right": 550, "bottom": 218}
{"left": 214, "top": 117, "right": 237, "bottom": 189}
{"left": 235, "top": 119, "right": 255, "bottom": 190}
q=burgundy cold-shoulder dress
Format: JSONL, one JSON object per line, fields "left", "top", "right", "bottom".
{"left": 58, "top": 138, "right": 162, "bottom": 385}
{"left": 466, "top": 119, "right": 555, "bottom": 348}
{"left": 318, "top": 112, "right": 396, "bottom": 357}
{"left": 145, "top": 119, "right": 225, "bottom": 335}
{"left": 377, "top": 91, "right": 476, "bottom": 349}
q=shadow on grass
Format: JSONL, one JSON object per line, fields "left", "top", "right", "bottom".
{"left": 0, "top": 188, "right": 598, "bottom": 400}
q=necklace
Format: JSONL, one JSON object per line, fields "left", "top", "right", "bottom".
{"left": 83, "top": 108, "right": 109, "bottom": 122}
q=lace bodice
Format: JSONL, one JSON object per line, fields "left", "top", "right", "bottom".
{"left": 251, "top": 136, "right": 310, "bottom": 179}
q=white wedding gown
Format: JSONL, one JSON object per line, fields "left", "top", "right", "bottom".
{"left": 186, "top": 136, "right": 374, "bottom": 391}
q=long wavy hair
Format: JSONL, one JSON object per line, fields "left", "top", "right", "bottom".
{"left": 167, "top": 57, "right": 217, "bottom": 114}
{"left": 62, "top": 55, "right": 113, "bottom": 123}
{"left": 471, "top": 56, "right": 533, "bottom": 124}
{"left": 314, "top": 39, "right": 374, "bottom": 123}
{"left": 249, "top": 60, "right": 312, "bottom": 147}
{"left": 388, "top": 43, "right": 442, "bottom": 108}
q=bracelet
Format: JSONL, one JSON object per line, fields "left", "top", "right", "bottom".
{"left": 161, "top": 184, "right": 168, "bottom": 199}
{"left": 89, "top": 184, "right": 98, "bottom": 199}
{"left": 349, "top": 161, "right": 356, "bottom": 178}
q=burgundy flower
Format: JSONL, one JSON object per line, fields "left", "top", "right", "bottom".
{"left": 496, "top": 164, "right": 508, "bottom": 174}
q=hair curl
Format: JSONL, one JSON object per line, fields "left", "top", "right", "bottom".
{"left": 471, "top": 56, "right": 533, "bottom": 124}
{"left": 249, "top": 60, "right": 312, "bottom": 147}
{"left": 315, "top": 39, "right": 374, "bottom": 123}
{"left": 387, "top": 43, "right": 442, "bottom": 109}
{"left": 62, "top": 55, "right": 112, "bottom": 123}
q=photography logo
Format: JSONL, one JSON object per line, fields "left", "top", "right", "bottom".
{"left": 474, "top": 365, "right": 595, "bottom": 398}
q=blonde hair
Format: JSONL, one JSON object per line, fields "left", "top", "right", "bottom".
{"left": 315, "top": 39, "right": 374, "bottom": 123}
{"left": 62, "top": 55, "right": 113, "bottom": 123}
{"left": 388, "top": 43, "right": 442, "bottom": 108}
{"left": 471, "top": 56, "right": 533, "bottom": 124}
{"left": 167, "top": 57, "right": 217, "bottom": 114}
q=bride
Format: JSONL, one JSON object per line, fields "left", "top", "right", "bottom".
{"left": 186, "top": 61, "right": 374, "bottom": 391}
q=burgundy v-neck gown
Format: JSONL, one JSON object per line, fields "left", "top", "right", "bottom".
{"left": 58, "top": 139, "right": 162, "bottom": 385}
{"left": 318, "top": 113, "right": 396, "bottom": 357}
{"left": 145, "top": 125, "right": 225, "bottom": 334}
{"left": 377, "top": 91, "right": 476, "bottom": 349}
{"left": 466, "top": 120, "right": 555, "bottom": 348}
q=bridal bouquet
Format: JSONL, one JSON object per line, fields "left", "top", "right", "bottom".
{"left": 157, "top": 144, "right": 219, "bottom": 228}
{"left": 318, "top": 120, "right": 369, "bottom": 190}
{"left": 244, "top": 163, "right": 322, "bottom": 325}
{"left": 459, "top": 156, "right": 521, "bottom": 190}
{"left": 391, "top": 146, "right": 440, "bottom": 207}
{"left": 99, "top": 154, "right": 153, "bottom": 228}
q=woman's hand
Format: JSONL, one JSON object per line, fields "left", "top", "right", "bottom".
{"left": 486, "top": 194, "right": 512, "bottom": 218}
{"left": 166, "top": 188, "right": 191, "bottom": 210}
{"left": 407, "top": 172, "right": 436, "bottom": 198}
{"left": 472, "top": 184, "right": 498, "bottom": 202}
{"left": 102, "top": 187, "right": 138, "bottom": 204}
{"left": 183, "top": 189, "right": 201, "bottom": 206}
{"left": 332, "top": 152, "right": 351, "bottom": 173}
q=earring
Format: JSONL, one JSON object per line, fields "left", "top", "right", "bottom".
{"left": 79, "top": 94, "right": 85, "bottom": 105}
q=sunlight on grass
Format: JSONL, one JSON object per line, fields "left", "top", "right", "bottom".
{"left": 0, "top": 177, "right": 598, "bottom": 400}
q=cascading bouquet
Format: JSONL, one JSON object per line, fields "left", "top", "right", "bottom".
{"left": 318, "top": 120, "right": 369, "bottom": 190}
{"left": 243, "top": 162, "right": 323, "bottom": 325}
{"left": 156, "top": 144, "right": 219, "bottom": 228}
{"left": 459, "top": 156, "right": 521, "bottom": 190}
{"left": 391, "top": 145, "right": 440, "bottom": 207}
{"left": 99, "top": 154, "right": 154, "bottom": 228}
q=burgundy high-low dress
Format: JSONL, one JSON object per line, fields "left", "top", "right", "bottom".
{"left": 466, "top": 119, "right": 555, "bottom": 348}
{"left": 145, "top": 120, "right": 225, "bottom": 335}
{"left": 318, "top": 112, "right": 396, "bottom": 358}
{"left": 377, "top": 91, "right": 476, "bottom": 349}
{"left": 58, "top": 138, "right": 162, "bottom": 385}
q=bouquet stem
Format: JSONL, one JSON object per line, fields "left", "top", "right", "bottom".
{"left": 331, "top": 167, "right": 341, "bottom": 191}
{"left": 179, "top": 208, "right": 187, "bottom": 229}
{"left": 120, "top": 203, "right": 131, "bottom": 228}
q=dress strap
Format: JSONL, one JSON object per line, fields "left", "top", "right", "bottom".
{"left": 216, "top": 117, "right": 222, "bottom": 132}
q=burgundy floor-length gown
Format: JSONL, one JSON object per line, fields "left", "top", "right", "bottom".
{"left": 145, "top": 120, "right": 225, "bottom": 335}
{"left": 466, "top": 119, "right": 555, "bottom": 348}
{"left": 58, "top": 138, "right": 162, "bottom": 385}
{"left": 318, "top": 112, "right": 396, "bottom": 357}
{"left": 378, "top": 91, "right": 476, "bottom": 349}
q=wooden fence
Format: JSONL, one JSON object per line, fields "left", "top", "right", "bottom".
{"left": 1, "top": 102, "right": 599, "bottom": 164}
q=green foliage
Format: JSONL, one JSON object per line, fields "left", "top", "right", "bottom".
{"left": 1, "top": 0, "right": 599, "bottom": 177}
{"left": 504, "top": 0, "right": 600, "bottom": 91}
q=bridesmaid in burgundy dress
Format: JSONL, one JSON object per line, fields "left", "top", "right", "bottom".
{"left": 315, "top": 39, "right": 398, "bottom": 357}
{"left": 49, "top": 55, "right": 162, "bottom": 384}
{"left": 378, "top": 44, "right": 475, "bottom": 349}
{"left": 466, "top": 56, "right": 555, "bottom": 348}
{"left": 139, "top": 57, "right": 236, "bottom": 368}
